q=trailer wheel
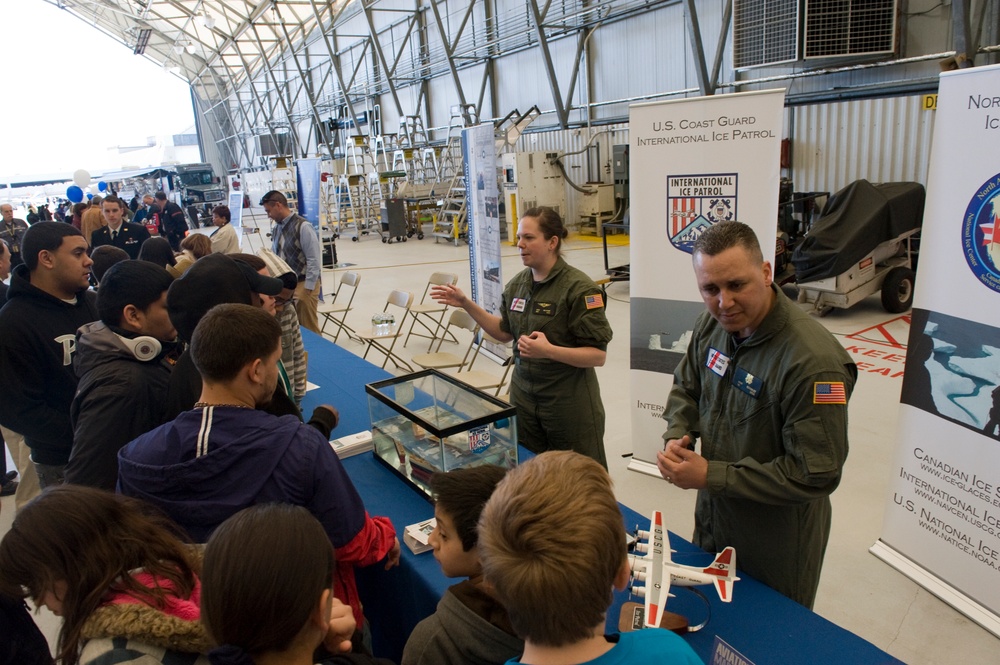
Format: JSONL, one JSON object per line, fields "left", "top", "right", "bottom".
{"left": 881, "top": 267, "right": 915, "bottom": 313}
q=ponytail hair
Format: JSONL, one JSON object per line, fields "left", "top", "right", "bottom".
{"left": 201, "top": 504, "right": 335, "bottom": 658}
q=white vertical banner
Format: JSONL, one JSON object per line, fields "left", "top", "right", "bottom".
{"left": 463, "top": 124, "right": 505, "bottom": 357}
{"left": 627, "top": 89, "right": 786, "bottom": 470}
{"left": 872, "top": 64, "right": 1000, "bottom": 636}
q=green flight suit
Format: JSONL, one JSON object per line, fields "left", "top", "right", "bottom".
{"left": 499, "top": 257, "right": 613, "bottom": 467}
{"left": 662, "top": 285, "right": 856, "bottom": 608}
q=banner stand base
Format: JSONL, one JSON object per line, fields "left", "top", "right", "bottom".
{"left": 870, "top": 539, "right": 1000, "bottom": 639}
{"left": 627, "top": 458, "right": 662, "bottom": 478}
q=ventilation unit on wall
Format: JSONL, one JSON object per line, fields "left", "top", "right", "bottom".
{"left": 803, "top": 0, "right": 897, "bottom": 59}
{"left": 733, "top": 0, "right": 800, "bottom": 69}
{"left": 733, "top": 0, "right": 898, "bottom": 69}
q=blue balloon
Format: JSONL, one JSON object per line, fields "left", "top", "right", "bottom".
{"left": 66, "top": 185, "right": 84, "bottom": 203}
{"left": 86, "top": 193, "right": 93, "bottom": 200}
{"left": 98, "top": 181, "right": 108, "bottom": 192}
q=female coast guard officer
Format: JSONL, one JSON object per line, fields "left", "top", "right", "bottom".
{"left": 431, "top": 207, "right": 612, "bottom": 467}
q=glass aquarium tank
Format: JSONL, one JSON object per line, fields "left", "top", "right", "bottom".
{"left": 366, "top": 369, "right": 518, "bottom": 499}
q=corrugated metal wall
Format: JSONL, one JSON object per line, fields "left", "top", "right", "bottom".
{"left": 513, "top": 95, "right": 937, "bottom": 226}
{"left": 789, "top": 95, "right": 936, "bottom": 193}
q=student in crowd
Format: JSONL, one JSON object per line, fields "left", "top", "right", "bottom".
{"left": 201, "top": 503, "right": 395, "bottom": 665}
{"left": 118, "top": 303, "right": 399, "bottom": 636}
{"left": 171, "top": 233, "right": 212, "bottom": 278}
{"left": 0, "top": 484, "right": 52, "bottom": 665}
{"left": 80, "top": 197, "right": 105, "bottom": 246}
{"left": 0, "top": 239, "right": 21, "bottom": 499}
{"left": 67, "top": 261, "right": 182, "bottom": 491}
{"left": 232, "top": 252, "right": 307, "bottom": 406}
{"left": 88, "top": 245, "right": 129, "bottom": 287}
{"left": 478, "top": 451, "right": 702, "bottom": 665}
{"left": 70, "top": 202, "right": 88, "bottom": 231}
{"left": 161, "top": 253, "right": 333, "bottom": 433}
{"left": 0, "top": 223, "right": 98, "bottom": 488}
{"left": 402, "top": 465, "right": 522, "bottom": 665}
{"left": 138, "top": 236, "right": 179, "bottom": 272}
{"left": 0, "top": 486, "right": 210, "bottom": 665}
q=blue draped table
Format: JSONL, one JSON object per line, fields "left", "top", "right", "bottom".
{"left": 301, "top": 330, "right": 901, "bottom": 664}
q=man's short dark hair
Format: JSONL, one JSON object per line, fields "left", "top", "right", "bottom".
{"left": 259, "top": 190, "right": 287, "bottom": 207}
{"left": 22, "top": 222, "right": 84, "bottom": 272}
{"left": 692, "top": 221, "right": 763, "bottom": 264}
{"left": 191, "top": 303, "right": 281, "bottom": 383}
{"left": 154, "top": 192, "right": 168, "bottom": 202}
{"left": 90, "top": 245, "right": 130, "bottom": 284}
{"left": 430, "top": 465, "right": 508, "bottom": 552}
{"left": 97, "top": 261, "right": 175, "bottom": 327}
{"left": 102, "top": 195, "right": 125, "bottom": 210}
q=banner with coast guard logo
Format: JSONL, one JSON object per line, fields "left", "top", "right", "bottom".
{"left": 872, "top": 64, "right": 1000, "bottom": 636}
{"left": 626, "top": 89, "right": 785, "bottom": 469}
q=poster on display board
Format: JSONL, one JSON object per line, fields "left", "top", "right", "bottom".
{"left": 296, "top": 157, "right": 322, "bottom": 227}
{"left": 626, "top": 89, "right": 785, "bottom": 471}
{"left": 228, "top": 192, "right": 244, "bottom": 229}
{"left": 463, "top": 124, "right": 506, "bottom": 359}
{"left": 872, "top": 63, "right": 1000, "bottom": 636}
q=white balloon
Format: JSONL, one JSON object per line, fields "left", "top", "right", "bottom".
{"left": 73, "top": 169, "right": 91, "bottom": 188}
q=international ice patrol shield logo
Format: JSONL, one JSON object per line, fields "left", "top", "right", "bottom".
{"left": 666, "top": 173, "right": 738, "bottom": 254}
{"left": 962, "top": 174, "right": 1000, "bottom": 293}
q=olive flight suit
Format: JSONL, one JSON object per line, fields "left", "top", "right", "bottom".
{"left": 500, "top": 257, "right": 613, "bottom": 467}
{"left": 662, "top": 285, "right": 856, "bottom": 608}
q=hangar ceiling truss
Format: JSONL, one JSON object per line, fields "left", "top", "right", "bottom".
{"left": 47, "top": 0, "right": 989, "bottom": 171}
{"left": 48, "top": 0, "right": 688, "bottom": 169}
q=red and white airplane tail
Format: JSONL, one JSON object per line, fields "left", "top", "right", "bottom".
{"left": 701, "top": 547, "right": 738, "bottom": 602}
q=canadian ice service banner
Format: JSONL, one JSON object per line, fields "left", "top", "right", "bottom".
{"left": 872, "top": 64, "right": 1000, "bottom": 636}
{"left": 463, "top": 124, "right": 505, "bottom": 358}
{"left": 627, "top": 89, "right": 785, "bottom": 470}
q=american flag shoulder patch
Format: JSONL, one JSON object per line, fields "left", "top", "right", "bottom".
{"left": 584, "top": 293, "right": 604, "bottom": 309}
{"left": 813, "top": 381, "right": 847, "bottom": 404}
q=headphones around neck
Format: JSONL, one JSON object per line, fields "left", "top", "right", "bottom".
{"left": 115, "top": 334, "right": 162, "bottom": 361}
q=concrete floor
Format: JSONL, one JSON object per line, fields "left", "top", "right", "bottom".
{"left": 3, "top": 213, "right": 998, "bottom": 663}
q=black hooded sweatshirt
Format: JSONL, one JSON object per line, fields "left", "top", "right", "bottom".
{"left": 0, "top": 264, "right": 98, "bottom": 465}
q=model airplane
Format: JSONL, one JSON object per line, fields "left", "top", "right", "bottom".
{"left": 628, "top": 510, "right": 740, "bottom": 628}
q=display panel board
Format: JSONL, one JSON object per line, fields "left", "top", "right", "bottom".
{"left": 463, "top": 124, "right": 506, "bottom": 359}
{"left": 296, "top": 157, "right": 322, "bottom": 227}
{"left": 627, "top": 89, "right": 785, "bottom": 470}
{"left": 872, "top": 64, "right": 1000, "bottom": 636}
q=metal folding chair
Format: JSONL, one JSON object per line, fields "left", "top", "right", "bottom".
{"left": 446, "top": 333, "right": 514, "bottom": 396}
{"left": 318, "top": 271, "right": 361, "bottom": 344}
{"left": 411, "top": 309, "right": 480, "bottom": 371}
{"left": 357, "top": 289, "right": 414, "bottom": 371}
{"left": 403, "top": 272, "right": 459, "bottom": 350}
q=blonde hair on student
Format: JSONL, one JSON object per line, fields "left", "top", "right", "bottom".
{"left": 477, "top": 451, "right": 626, "bottom": 647}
